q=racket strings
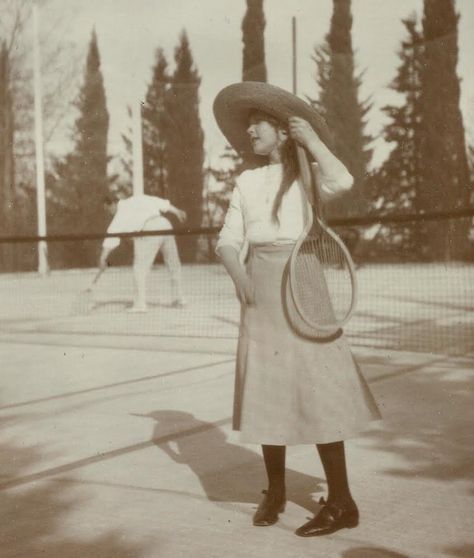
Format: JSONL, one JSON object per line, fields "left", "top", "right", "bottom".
{"left": 293, "top": 233, "right": 353, "bottom": 327}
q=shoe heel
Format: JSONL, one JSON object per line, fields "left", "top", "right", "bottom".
{"left": 346, "top": 512, "right": 359, "bottom": 528}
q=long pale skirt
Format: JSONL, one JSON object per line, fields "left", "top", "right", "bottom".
{"left": 233, "top": 243, "right": 381, "bottom": 445}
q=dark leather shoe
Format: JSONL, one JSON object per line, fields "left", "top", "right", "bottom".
{"left": 295, "top": 498, "right": 359, "bottom": 537}
{"left": 253, "top": 489, "right": 286, "bottom": 526}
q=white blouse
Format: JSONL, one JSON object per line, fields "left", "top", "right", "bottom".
{"left": 216, "top": 163, "right": 353, "bottom": 254}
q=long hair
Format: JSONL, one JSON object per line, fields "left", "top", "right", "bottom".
{"left": 248, "top": 110, "right": 300, "bottom": 224}
{"left": 271, "top": 138, "right": 299, "bottom": 224}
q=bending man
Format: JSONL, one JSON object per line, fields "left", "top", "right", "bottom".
{"left": 99, "top": 193, "right": 187, "bottom": 312}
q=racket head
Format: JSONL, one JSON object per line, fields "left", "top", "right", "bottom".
{"left": 289, "top": 217, "right": 357, "bottom": 336}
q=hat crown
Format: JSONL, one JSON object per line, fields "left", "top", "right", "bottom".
{"left": 213, "top": 82, "right": 333, "bottom": 155}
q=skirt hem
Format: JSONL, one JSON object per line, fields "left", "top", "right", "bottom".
{"left": 233, "top": 417, "right": 382, "bottom": 446}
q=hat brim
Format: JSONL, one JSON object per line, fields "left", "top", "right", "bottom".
{"left": 213, "top": 82, "right": 333, "bottom": 157}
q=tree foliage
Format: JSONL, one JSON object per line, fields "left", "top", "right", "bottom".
{"left": 418, "top": 0, "right": 471, "bottom": 260}
{"left": 48, "top": 29, "right": 109, "bottom": 268}
{"left": 313, "top": 0, "right": 372, "bottom": 219}
{"left": 242, "top": 0, "right": 267, "bottom": 82}
{"left": 0, "top": 41, "right": 16, "bottom": 270}
{"left": 142, "top": 48, "right": 169, "bottom": 198}
{"left": 0, "top": 2, "right": 78, "bottom": 271}
{"left": 165, "top": 31, "right": 204, "bottom": 262}
{"left": 366, "top": 15, "right": 426, "bottom": 258}
{"left": 2, "top": 1, "right": 80, "bottom": 196}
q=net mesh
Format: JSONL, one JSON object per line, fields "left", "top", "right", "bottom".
{"left": 0, "top": 212, "right": 473, "bottom": 357}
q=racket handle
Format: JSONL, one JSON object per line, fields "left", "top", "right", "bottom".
{"left": 296, "top": 145, "right": 314, "bottom": 205}
{"left": 90, "top": 267, "right": 105, "bottom": 288}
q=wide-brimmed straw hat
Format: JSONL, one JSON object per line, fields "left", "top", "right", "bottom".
{"left": 213, "top": 81, "right": 333, "bottom": 157}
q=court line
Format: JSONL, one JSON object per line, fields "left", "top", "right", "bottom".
{"left": 369, "top": 355, "right": 455, "bottom": 383}
{"left": 52, "top": 477, "right": 243, "bottom": 505}
{"left": 0, "top": 417, "right": 232, "bottom": 491}
{"left": 347, "top": 312, "right": 474, "bottom": 352}
{"left": 1, "top": 337, "right": 470, "bottom": 414}
{"left": 352, "top": 340, "right": 474, "bottom": 359}
{"left": 0, "top": 335, "right": 236, "bottom": 356}
{"left": 0, "top": 327, "right": 237, "bottom": 340}
{"left": 379, "top": 293, "right": 474, "bottom": 313}
{"left": 1, "top": 354, "right": 467, "bottom": 492}
{"left": 0, "top": 358, "right": 234, "bottom": 412}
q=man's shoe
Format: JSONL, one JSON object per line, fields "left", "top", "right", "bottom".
{"left": 253, "top": 489, "right": 286, "bottom": 526}
{"left": 295, "top": 498, "right": 359, "bottom": 537}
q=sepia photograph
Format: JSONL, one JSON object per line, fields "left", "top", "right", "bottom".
{"left": 0, "top": 1, "right": 473, "bottom": 557}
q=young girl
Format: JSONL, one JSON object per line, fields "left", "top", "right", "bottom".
{"left": 213, "top": 82, "right": 381, "bottom": 537}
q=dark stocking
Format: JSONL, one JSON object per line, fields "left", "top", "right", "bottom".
{"left": 261, "top": 444, "right": 286, "bottom": 496}
{"left": 316, "top": 441, "right": 354, "bottom": 507}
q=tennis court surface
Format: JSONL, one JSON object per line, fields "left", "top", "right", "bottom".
{"left": 1, "top": 262, "right": 473, "bottom": 557}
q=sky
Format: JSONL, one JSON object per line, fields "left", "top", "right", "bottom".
{"left": 38, "top": 0, "right": 474, "bottom": 170}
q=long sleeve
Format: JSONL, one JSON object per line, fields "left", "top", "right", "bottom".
{"left": 216, "top": 186, "right": 245, "bottom": 255}
{"left": 318, "top": 165, "right": 354, "bottom": 198}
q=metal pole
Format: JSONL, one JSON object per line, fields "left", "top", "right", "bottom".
{"left": 292, "top": 16, "right": 314, "bottom": 206}
{"left": 132, "top": 97, "right": 144, "bottom": 196}
{"left": 33, "top": 1, "right": 49, "bottom": 274}
{"left": 292, "top": 16, "right": 297, "bottom": 96}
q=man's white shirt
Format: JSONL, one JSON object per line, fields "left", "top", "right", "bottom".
{"left": 103, "top": 195, "right": 171, "bottom": 249}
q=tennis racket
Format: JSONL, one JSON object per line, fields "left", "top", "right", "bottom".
{"left": 289, "top": 147, "right": 357, "bottom": 336}
{"left": 70, "top": 267, "right": 105, "bottom": 316}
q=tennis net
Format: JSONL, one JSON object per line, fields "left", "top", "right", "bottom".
{"left": 0, "top": 210, "right": 473, "bottom": 357}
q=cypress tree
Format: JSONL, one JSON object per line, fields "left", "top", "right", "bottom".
{"left": 313, "top": 0, "right": 372, "bottom": 219}
{"left": 369, "top": 15, "right": 425, "bottom": 258}
{"left": 241, "top": 0, "right": 267, "bottom": 169}
{"left": 0, "top": 42, "right": 15, "bottom": 271}
{"left": 74, "top": 29, "right": 109, "bottom": 230}
{"left": 142, "top": 48, "right": 169, "bottom": 198}
{"left": 48, "top": 29, "right": 109, "bottom": 268}
{"left": 165, "top": 31, "right": 204, "bottom": 262}
{"left": 419, "top": 0, "right": 471, "bottom": 260}
{"left": 242, "top": 0, "right": 267, "bottom": 82}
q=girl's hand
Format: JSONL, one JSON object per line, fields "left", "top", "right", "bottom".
{"left": 217, "top": 245, "right": 255, "bottom": 305}
{"left": 234, "top": 275, "right": 255, "bottom": 306}
{"left": 288, "top": 116, "right": 319, "bottom": 149}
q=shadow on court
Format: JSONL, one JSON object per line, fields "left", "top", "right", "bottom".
{"left": 341, "top": 547, "right": 409, "bottom": 558}
{"left": 142, "top": 410, "right": 325, "bottom": 515}
{"left": 0, "top": 423, "right": 152, "bottom": 558}
{"left": 443, "top": 544, "right": 474, "bottom": 558}
{"left": 1, "top": 324, "right": 472, "bottom": 556}
{"left": 360, "top": 357, "right": 474, "bottom": 487}
{"left": 379, "top": 292, "right": 474, "bottom": 313}
{"left": 349, "top": 308, "right": 474, "bottom": 356}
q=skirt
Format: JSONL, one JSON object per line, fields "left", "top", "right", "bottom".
{"left": 233, "top": 243, "right": 381, "bottom": 445}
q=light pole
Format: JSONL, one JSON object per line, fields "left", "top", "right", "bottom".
{"left": 132, "top": 96, "right": 144, "bottom": 196}
{"left": 292, "top": 16, "right": 313, "bottom": 203}
{"left": 33, "top": 1, "right": 48, "bottom": 275}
